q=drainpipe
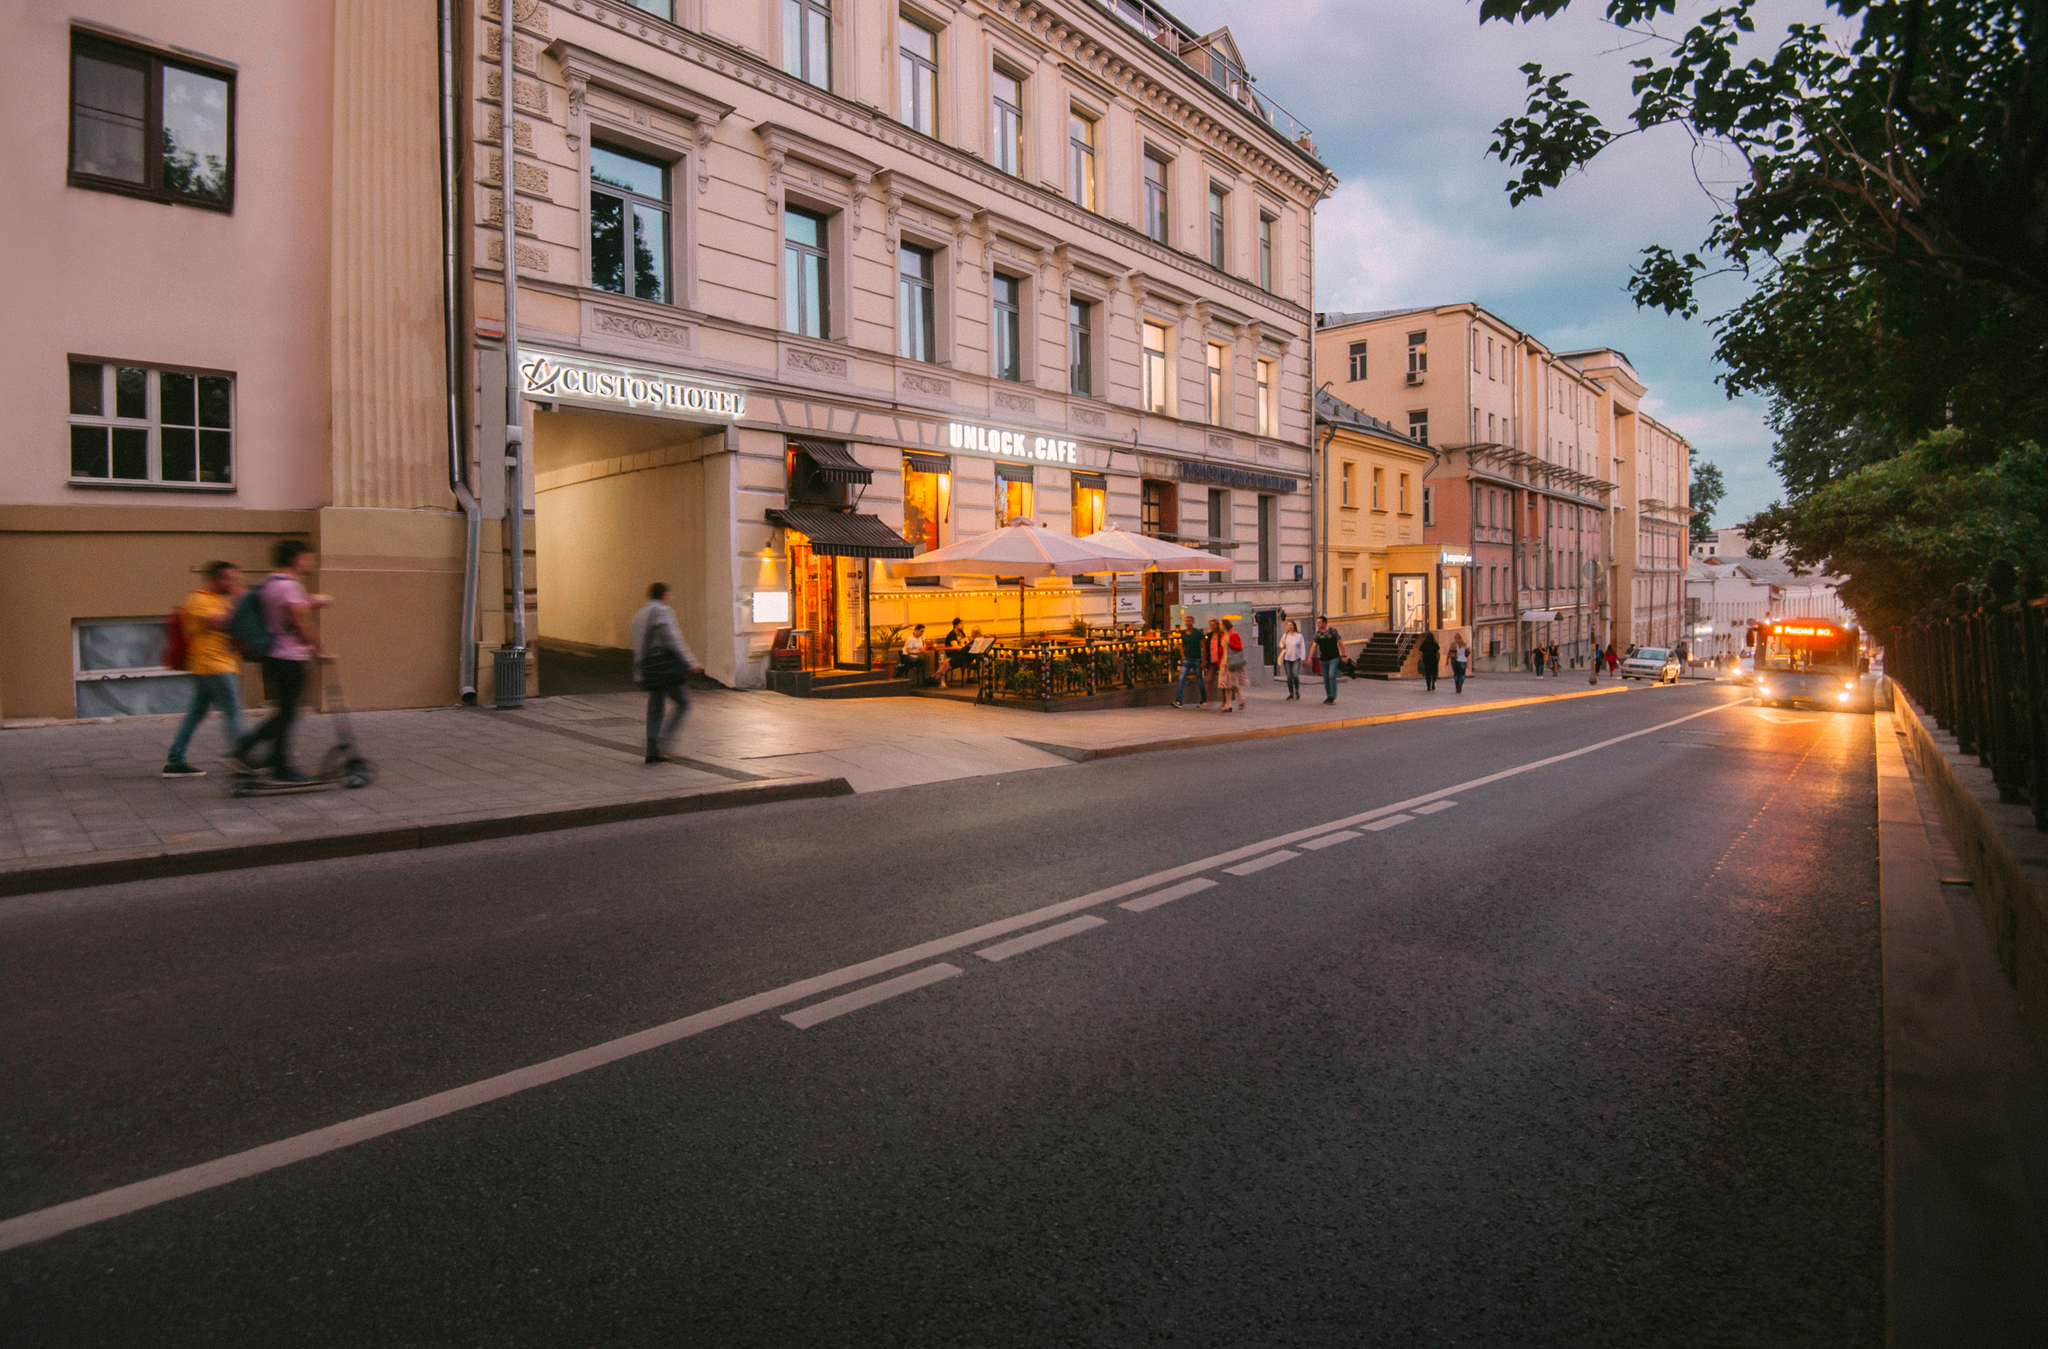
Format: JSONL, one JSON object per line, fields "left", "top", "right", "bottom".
{"left": 439, "top": 0, "right": 479, "bottom": 704}
{"left": 496, "top": 5, "right": 528, "bottom": 706}
{"left": 1313, "top": 378, "right": 1332, "bottom": 620}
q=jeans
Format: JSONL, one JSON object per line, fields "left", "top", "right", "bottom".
{"left": 1452, "top": 661, "right": 1467, "bottom": 693}
{"left": 647, "top": 682, "right": 689, "bottom": 748}
{"left": 1283, "top": 659, "right": 1301, "bottom": 697}
{"left": 239, "top": 658, "right": 307, "bottom": 775}
{"left": 1174, "top": 656, "right": 1206, "bottom": 705}
{"left": 1322, "top": 656, "right": 1340, "bottom": 702}
{"left": 167, "top": 672, "right": 245, "bottom": 765}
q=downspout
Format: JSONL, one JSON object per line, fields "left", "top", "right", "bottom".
{"left": 498, "top": 3, "right": 529, "bottom": 703}
{"left": 439, "top": 0, "right": 479, "bottom": 704}
{"left": 1314, "top": 378, "right": 1332, "bottom": 619}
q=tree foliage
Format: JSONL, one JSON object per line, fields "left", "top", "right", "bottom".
{"left": 1479, "top": 0, "right": 2048, "bottom": 627}
{"left": 1689, "top": 459, "right": 1726, "bottom": 541}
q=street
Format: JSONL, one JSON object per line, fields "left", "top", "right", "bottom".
{"left": 1, "top": 684, "right": 1885, "bottom": 1346}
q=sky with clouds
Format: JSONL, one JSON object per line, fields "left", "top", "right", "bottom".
{"left": 1162, "top": 0, "right": 1842, "bottom": 526}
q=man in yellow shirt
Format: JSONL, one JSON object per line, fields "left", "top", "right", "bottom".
{"left": 163, "top": 561, "right": 247, "bottom": 777}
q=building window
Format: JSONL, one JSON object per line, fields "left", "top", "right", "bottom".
{"left": 1398, "top": 472, "right": 1412, "bottom": 515}
{"left": 782, "top": 0, "right": 832, "bottom": 90}
{"left": 991, "top": 272, "right": 1022, "bottom": 381}
{"left": 898, "top": 243, "right": 936, "bottom": 362}
{"left": 1473, "top": 330, "right": 1482, "bottom": 373}
{"left": 1340, "top": 461, "right": 1355, "bottom": 508}
{"left": 1371, "top": 465, "right": 1384, "bottom": 511}
{"left": 1408, "top": 330, "right": 1428, "bottom": 375}
{"left": 902, "top": 455, "right": 949, "bottom": 552}
{"left": 996, "top": 465, "right": 1034, "bottom": 525}
{"left": 1207, "top": 488, "right": 1229, "bottom": 583}
{"left": 1208, "top": 184, "right": 1228, "bottom": 268}
{"left": 1340, "top": 568, "right": 1354, "bottom": 615}
{"left": 1072, "top": 475, "right": 1106, "bottom": 538}
{"left": 898, "top": 15, "right": 938, "bottom": 136}
{"left": 1347, "top": 341, "right": 1367, "bottom": 383}
{"left": 68, "top": 360, "right": 233, "bottom": 487}
{"left": 1142, "top": 322, "right": 1170, "bottom": 414}
{"left": 991, "top": 67, "right": 1023, "bottom": 175}
{"left": 1258, "top": 213, "right": 1275, "bottom": 290}
{"left": 1256, "top": 358, "right": 1277, "bottom": 437}
{"left": 1068, "top": 298, "right": 1094, "bottom": 396}
{"left": 1206, "top": 342, "right": 1229, "bottom": 427}
{"left": 1408, "top": 410, "right": 1428, "bottom": 446}
{"left": 1144, "top": 152, "right": 1169, "bottom": 243}
{"left": 627, "top": 0, "right": 673, "bottom": 16}
{"left": 1142, "top": 479, "right": 1165, "bottom": 536}
{"left": 1422, "top": 484, "right": 1434, "bottom": 526}
{"left": 784, "top": 206, "right": 829, "bottom": 338}
{"left": 1068, "top": 110, "right": 1097, "bottom": 211}
{"left": 1257, "top": 494, "right": 1276, "bottom": 582}
{"left": 589, "top": 144, "right": 670, "bottom": 303}
{"left": 74, "top": 617, "right": 200, "bottom": 717}
{"left": 70, "top": 33, "right": 233, "bottom": 209}
{"left": 1371, "top": 567, "right": 1384, "bottom": 611}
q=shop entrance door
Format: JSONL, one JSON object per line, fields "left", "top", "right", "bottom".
{"left": 1392, "top": 575, "right": 1428, "bottom": 631}
{"left": 788, "top": 541, "right": 838, "bottom": 672}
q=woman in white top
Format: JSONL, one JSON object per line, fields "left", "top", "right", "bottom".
{"left": 1279, "top": 620, "right": 1307, "bottom": 700}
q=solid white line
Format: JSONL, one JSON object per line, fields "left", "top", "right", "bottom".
{"left": 1222, "top": 850, "right": 1299, "bottom": 876}
{"left": 1296, "top": 830, "right": 1358, "bottom": 851}
{"left": 0, "top": 695, "right": 1737, "bottom": 1254}
{"left": 1119, "top": 877, "right": 1219, "bottom": 912}
{"left": 781, "top": 963, "right": 962, "bottom": 1029}
{"left": 1411, "top": 800, "right": 1457, "bottom": 816}
{"left": 976, "top": 914, "right": 1108, "bottom": 962}
{"left": 1363, "top": 815, "right": 1413, "bottom": 831}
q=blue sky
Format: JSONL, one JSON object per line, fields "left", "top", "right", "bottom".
{"left": 1163, "top": 0, "right": 1842, "bottom": 526}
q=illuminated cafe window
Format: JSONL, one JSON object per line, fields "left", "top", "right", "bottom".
{"left": 1071, "top": 471, "right": 1106, "bottom": 537}
{"left": 902, "top": 451, "right": 950, "bottom": 585}
{"left": 69, "top": 360, "right": 233, "bottom": 487}
{"left": 995, "top": 462, "right": 1034, "bottom": 525}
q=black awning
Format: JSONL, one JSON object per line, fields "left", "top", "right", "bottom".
{"left": 904, "top": 452, "right": 952, "bottom": 475}
{"left": 994, "top": 461, "right": 1035, "bottom": 482}
{"left": 767, "top": 507, "right": 916, "bottom": 559}
{"left": 793, "top": 438, "right": 872, "bottom": 485}
{"left": 1071, "top": 470, "right": 1107, "bottom": 489}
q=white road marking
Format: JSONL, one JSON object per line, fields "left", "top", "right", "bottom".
{"left": 782, "top": 964, "right": 963, "bottom": 1029}
{"left": 0, "top": 698, "right": 1736, "bottom": 1254}
{"left": 1119, "top": 878, "right": 1219, "bottom": 912}
{"left": 976, "top": 914, "right": 1108, "bottom": 962}
{"left": 1411, "top": 800, "right": 1457, "bottom": 815}
{"left": 1363, "top": 815, "right": 1413, "bottom": 831}
{"left": 1222, "top": 850, "right": 1299, "bottom": 876}
{"left": 1296, "top": 831, "right": 1359, "bottom": 851}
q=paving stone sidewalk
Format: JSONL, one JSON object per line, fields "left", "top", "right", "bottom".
{"left": 0, "top": 667, "right": 1640, "bottom": 889}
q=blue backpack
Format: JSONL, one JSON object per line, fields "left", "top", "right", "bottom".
{"left": 228, "top": 578, "right": 278, "bottom": 660}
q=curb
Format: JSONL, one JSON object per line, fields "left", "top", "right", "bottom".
{"left": 0, "top": 776, "right": 853, "bottom": 899}
{"left": 1019, "top": 681, "right": 1636, "bottom": 762}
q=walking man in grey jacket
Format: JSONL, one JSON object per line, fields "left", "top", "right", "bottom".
{"left": 630, "top": 582, "right": 698, "bottom": 763}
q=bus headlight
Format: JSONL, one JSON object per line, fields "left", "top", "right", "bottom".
{"left": 1843, "top": 680, "right": 1857, "bottom": 690}
{"left": 1837, "top": 692, "right": 1852, "bottom": 702}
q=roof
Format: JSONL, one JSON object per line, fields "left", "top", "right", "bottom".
{"left": 1315, "top": 306, "right": 1440, "bottom": 329}
{"left": 766, "top": 507, "right": 915, "bottom": 559}
{"left": 1314, "top": 388, "right": 1417, "bottom": 441}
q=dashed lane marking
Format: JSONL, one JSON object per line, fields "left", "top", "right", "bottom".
{"left": 1411, "top": 800, "right": 1457, "bottom": 815}
{"left": 1363, "top": 815, "right": 1413, "bottom": 831}
{"left": 1222, "top": 850, "right": 1299, "bottom": 876}
{"left": 1297, "top": 830, "right": 1359, "bottom": 851}
{"left": 976, "top": 914, "right": 1108, "bottom": 963}
{"left": 1119, "top": 878, "right": 1219, "bottom": 912}
{"left": 782, "top": 964, "right": 962, "bottom": 1029}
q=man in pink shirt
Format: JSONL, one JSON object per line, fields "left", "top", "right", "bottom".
{"left": 233, "top": 539, "right": 331, "bottom": 781}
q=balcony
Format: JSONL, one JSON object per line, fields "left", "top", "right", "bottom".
{"left": 1096, "top": 0, "right": 1319, "bottom": 159}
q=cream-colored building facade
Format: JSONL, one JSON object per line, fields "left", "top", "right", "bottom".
{"left": 1313, "top": 305, "right": 1692, "bottom": 670}
{"left": 1312, "top": 390, "right": 1435, "bottom": 637}
{"left": 470, "top": 0, "right": 1333, "bottom": 693}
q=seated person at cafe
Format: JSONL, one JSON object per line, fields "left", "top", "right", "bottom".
{"left": 934, "top": 617, "right": 968, "bottom": 678}
{"left": 896, "top": 624, "right": 927, "bottom": 680}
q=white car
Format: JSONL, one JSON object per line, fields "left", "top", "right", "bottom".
{"left": 1731, "top": 655, "right": 1758, "bottom": 686}
{"left": 1619, "top": 647, "right": 1682, "bottom": 683}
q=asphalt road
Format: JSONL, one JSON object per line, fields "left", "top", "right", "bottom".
{"left": 0, "top": 683, "right": 1884, "bottom": 1346}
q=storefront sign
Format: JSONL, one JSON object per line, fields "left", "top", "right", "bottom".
{"left": 1438, "top": 549, "right": 1474, "bottom": 566}
{"left": 520, "top": 352, "right": 745, "bottom": 418}
{"left": 946, "top": 421, "right": 1078, "bottom": 464}
{"left": 1176, "top": 461, "right": 1298, "bottom": 493}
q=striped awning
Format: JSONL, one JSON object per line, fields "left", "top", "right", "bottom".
{"left": 767, "top": 507, "right": 915, "bottom": 559}
{"left": 792, "top": 438, "right": 871, "bottom": 485}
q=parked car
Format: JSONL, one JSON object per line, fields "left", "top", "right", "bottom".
{"left": 1619, "top": 646, "right": 1682, "bottom": 683}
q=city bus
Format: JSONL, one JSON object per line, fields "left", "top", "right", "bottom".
{"left": 1751, "top": 618, "right": 1874, "bottom": 710}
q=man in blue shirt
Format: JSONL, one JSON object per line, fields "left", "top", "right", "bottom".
{"left": 1171, "top": 613, "right": 1206, "bottom": 708}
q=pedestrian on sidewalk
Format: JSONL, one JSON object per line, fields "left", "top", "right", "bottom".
{"left": 232, "top": 540, "right": 329, "bottom": 782}
{"left": 632, "top": 582, "right": 698, "bottom": 764}
{"left": 1531, "top": 644, "right": 1546, "bottom": 677}
{"left": 1202, "top": 618, "right": 1224, "bottom": 708}
{"left": 1419, "top": 629, "right": 1441, "bottom": 692}
{"left": 1449, "top": 633, "right": 1470, "bottom": 695}
{"left": 1172, "top": 613, "right": 1206, "bottom": 708}
{"left": 1220, "top": 618, "right": 1247, "bottom": 712}
{"left": 1605, "top": 642, "right": 1619, "bottom": 675}
{"left": 1279, "top": 620, "right": 1306, "bottom": 700}
{"left": 1314, "top": 617, "right": 1344, "bottom": 704}
{"left": 162, "top": 560, "right": 246, "bottom": 777}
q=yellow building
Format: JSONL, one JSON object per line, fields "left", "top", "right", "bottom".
{"left": 1313, "top": 390, "right": 1437, "bottom": 648}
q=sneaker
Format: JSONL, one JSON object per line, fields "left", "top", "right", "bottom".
{"left": 1171, "top": 700, "right": 1183, "bottom": 708}
{"left": 161, "top": 762, "right": 205, "bottom": 778}
{"left": 224, "top": 751, "right": 256, "bottom": 775}
{"left": 645, "top": 749, "right": 665, "bottom": 764}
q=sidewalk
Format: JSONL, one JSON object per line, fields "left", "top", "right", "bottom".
{"left": 0, "top": 669, "right": 1637, "bottom": 894}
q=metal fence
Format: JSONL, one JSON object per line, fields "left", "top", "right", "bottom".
{"left": 980, "top": 636, "right": 1178, "bottom": 709}
{"left": 1888, "top": 598, "right": 2048, "bottom": 831}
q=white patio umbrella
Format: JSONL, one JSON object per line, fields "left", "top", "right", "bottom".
{"left": 1079, "top": 525, "right": 1228, "bottom": 628}
{"left": 891, "top": 519, "right": 1135, "bottom": 637}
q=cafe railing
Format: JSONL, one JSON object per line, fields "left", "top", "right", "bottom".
{"left": 1888, "top": 598, "right": 2048, "bottom": 831}
{"left": 979, "top": 635, "right": 1179, "bottom": 708}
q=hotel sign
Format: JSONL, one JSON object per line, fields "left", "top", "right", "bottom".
{"left": 520, "top": 352, "right": 745, "bottom": 418}
{"left": 1439, "top": 549, "right": 1474, "bottom": 566}
{"left": 947, "top": 421, "right": 1079, "bottom": 464}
